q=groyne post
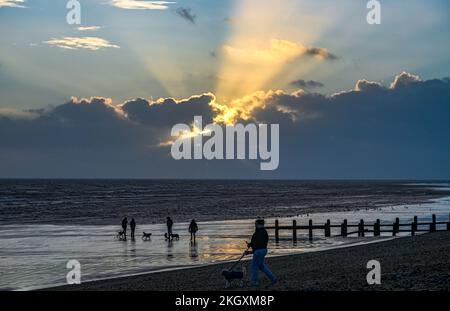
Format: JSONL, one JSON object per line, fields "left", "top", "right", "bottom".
{"left": 325, "top": 219, "right": 331, "bottom": 237}
{"left": 430, "top": 214, "right": 436, "bottom": 232}
{"left": 358, "top": 219, "right": 365, "bottom": 237}
{"left": 275, "top": 220, "right": 279, "bottom": 243}
{"left": 393, "top": 217, "right": 400, "bottom": 236}
{"left": 448, "top": 213, "right": 450, "bottom": 231}
{"left": 374, "top": 219, "right": 380, "bottom": 236}
{"left": 292, "top": 219, "right": 297, "bottom": 243}
{"left": 412, "top": 216, "right": 418, "bottom": 235}
{"left": 341, "top": 219, "right": 348, "bottom": 237}
{"left": 308, "top": 219, "right": 313, "bottom": 241}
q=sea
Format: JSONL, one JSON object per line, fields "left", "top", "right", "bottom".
{"left": 0, "top": 180, "right": 449, "bottom": 290}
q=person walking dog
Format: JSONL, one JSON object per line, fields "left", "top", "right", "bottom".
{"left": 121, "top": 216, "right": 128, "bottom": 239}
{"left": 246, "top": 219, "right": 277, "bottom": 287}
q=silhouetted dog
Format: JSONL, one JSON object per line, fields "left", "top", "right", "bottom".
{"left": 164, "top": 233, "right": 180, "bottom": 241}
{"left": 142, "top": 232, "right": 152, "bottom": 241}
{"left": 222, "top": 267, "right": 246, "bottom": 288}
{"left": 116, "top": 230, "right": 126, "bottom": 240}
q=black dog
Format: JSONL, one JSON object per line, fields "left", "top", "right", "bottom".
{"left": 116, "top": 230, "right": 126, "bottom": 240}
{"left": 222, "top": 268, "right": 246, "bottom": 288}
{"left": 164, "top": 233, "right": 179, "bottom": 240}
{"left": 142, "top": 232, "right": 152, "bottom": 241}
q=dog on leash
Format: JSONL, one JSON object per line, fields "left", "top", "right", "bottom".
{"left": 164, "top": 233, "right": 180, "bottom": 241}
{"left": 142, "top": 232, "right": 152, "bottom": 241}
{"left": 222, "top": 267, "right": 246, "bottom": 288}
{"left": 116, "top": 230, "right": 126, "bottom": 240}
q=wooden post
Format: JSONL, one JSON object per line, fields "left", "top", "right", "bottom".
{"left": 292, "top": 219, "right": 297, "bottom": 243}
{"left": 341, "top": 219, "right": 347, "bottom": 237}
{"left": 308, "top": 219, "right": 313, "bottom": 241}
{"left": 374, "top": 219, "right": 380, "bottom": 236}
{"left": 275, "top": 220, "right": 279, "bottom": 243}
{"left": 412, "top": 216, "right": 418, "bottom": 236}
{"left": 430, "top": 214, "right": 436, "bottom": 232}
{"left": 393, "top": 217, "right": 399, "bottom": 236}
{"left": 358, "top": 219, "right": 365, "bottom": 237}
{"left": 325, "top": 219, "right": 331, "bottom": 237}
{"left": 448, "top": 213, "right": 450, "bottom": 231}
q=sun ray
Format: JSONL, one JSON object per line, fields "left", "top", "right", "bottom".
{"left": 213, "top": 0, "right": 342, "bottom": 124}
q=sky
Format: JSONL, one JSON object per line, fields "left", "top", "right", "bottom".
{"left": 0, "top": 0, "right": 449, "bottom": 179}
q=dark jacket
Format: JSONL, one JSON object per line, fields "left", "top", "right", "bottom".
{"left": 189, "top": 222, "right": 198, "bottom": 233}
{"left": 130, "top": 219, "right": 136, "bottom": 229}
{"left": 167, "top": 218, "right": 173, "bottom": 228}
{"left": 121, "top": 218, "right": 127, "bottom": 229}
{"left": 248, "top": 228, "right": 269, "bottom": 250}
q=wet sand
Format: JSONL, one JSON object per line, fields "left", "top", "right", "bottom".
{"left": 50, "top": 231, "right": 450, "bottom": 291}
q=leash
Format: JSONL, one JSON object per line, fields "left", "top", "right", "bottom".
{"left": 204, "top": 247, "right": 249, "bottom": 282}
{"left": 226, "top": 252, "right": 247, "bottom": 271}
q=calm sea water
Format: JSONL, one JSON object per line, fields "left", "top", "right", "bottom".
{"left": 1, "top": 179, "right": 448, "bottom": 225}
{"left": 0, "top": 180, "right": 449, "bottom": 290}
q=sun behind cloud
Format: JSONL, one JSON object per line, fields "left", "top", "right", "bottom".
{"left": 213, "top": 0, "right": 339, "bottom": 117}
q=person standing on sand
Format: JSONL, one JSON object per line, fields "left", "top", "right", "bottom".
{"left": 121, "top": 217, "right": 128, "bottom": 238}
{"left": 130, "top": 218, "right": 136, "bottom": 239}
{"left": 246, "top": 219, "right": 277, "bottom": 287}
{"left": 166, "top": 216, "right": 173, "bottom": 238}
{"left": 188, "top": 219, "right": 198, "bottom": 242}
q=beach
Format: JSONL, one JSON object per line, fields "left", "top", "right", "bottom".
{"left": 51, "top": 231, "right": 450, "bottom": 291}
{"left": 2, "top": 181, "right": 449, "bottom": 290}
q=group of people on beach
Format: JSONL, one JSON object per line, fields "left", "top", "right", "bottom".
{"left": 121, "top": 217, "right": 136, "bottom": 239}
{"left": 120, "top": 216, "right": 199, "bottom": 242}
{"left": 119, "top": 216, "right": 276, "bottom": 287}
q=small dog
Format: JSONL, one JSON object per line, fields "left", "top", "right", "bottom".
{"left": 222, "top": 267, "right": 246, "bottom": 288}
{"left": 164, "top": 233, "right": 180, "bottom": 241}
{"left": 142, "top": 232, "right": 152, "bottom": 241}
{"left": 116, "top": 230, "right": 126, "bottom": 240}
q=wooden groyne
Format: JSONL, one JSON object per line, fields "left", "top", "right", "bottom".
{"left": 266, "top": 213, "right": 450, "bottom": 242}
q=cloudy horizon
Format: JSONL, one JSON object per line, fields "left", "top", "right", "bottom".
{"left": 1, "top": 71, "right": 449, "bottom": 179}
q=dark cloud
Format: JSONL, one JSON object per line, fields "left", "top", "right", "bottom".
{"left": 389, "top": 71, "right": 421, "bottom": 89}
{"left": 246, "top": 73, "right": 450, "bottom": 178}
{"left": 290, "top": 79, "right": 324, "bottom": 89}
{"left": 120, "top": 93, "right": 215, "bottom": 128}
{"left": 304, "top": 47, "right": 339, "bottom": 60}
{"left": 176, "top": 7, "right": 196, "bottom": 24}
{"left": 354, "top": 79, "right": 384, "bottom": 92}
{"left": 0, "top": 72, "right": 449, "bottom": 179}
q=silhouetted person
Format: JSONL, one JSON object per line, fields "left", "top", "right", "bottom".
{"left": 130, "top": 218, "right": 136, "bottom": 239}
{"left": 166, "top": 217, "right": 173, "bottom": 238}
{"left": 189, "top": 219, "right": 198, "bottom": 242}
{"left": 246, "top": 219, "right": 276, "bottom": 287}
{"left": 121, "top": 217, "right": 128, "bottom": 238}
